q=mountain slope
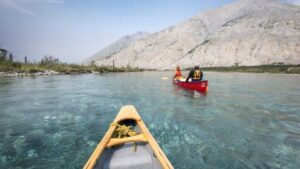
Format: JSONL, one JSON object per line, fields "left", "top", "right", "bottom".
{"left": 85, "top": 32, "right": 150, "bottom": 65}
{"left": 94, "top": 0, "right": 300, "bottom": 69}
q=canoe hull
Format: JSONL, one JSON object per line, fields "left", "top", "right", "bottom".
{"left": 173, "top": 79, "right": 208, "bottom": 93}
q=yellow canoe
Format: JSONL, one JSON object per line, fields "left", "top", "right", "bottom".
{"left": 83, "top": 105, "right": 174, "bottom": 169}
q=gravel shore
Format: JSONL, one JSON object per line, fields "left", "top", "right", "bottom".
{"left": 0, "top": 70, "right": 60, "bottom": 77}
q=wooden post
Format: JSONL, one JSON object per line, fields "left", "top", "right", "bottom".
{"left": 113, "top": 59, "right": 115, "bottom": 68}
{"left": 25, "top": 56, "right": 27, "bottom": 63}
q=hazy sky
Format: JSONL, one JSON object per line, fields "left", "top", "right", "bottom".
{"left": 0, "top": 0, "right": 298, "bottom": 63}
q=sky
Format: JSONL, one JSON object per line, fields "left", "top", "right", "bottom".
{"left": 0, "top": 0, "right": 299, "bottom": 63}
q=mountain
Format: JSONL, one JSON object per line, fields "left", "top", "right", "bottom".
{"left": 85, "top": 31, "right": 150, "bottom": 65}
{"left": 93, "top": 0, "right": 300, "bottom": 70}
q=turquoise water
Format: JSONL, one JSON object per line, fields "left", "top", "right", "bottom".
{"left": 0, "top": 72, "right": 300, "bottom": 169}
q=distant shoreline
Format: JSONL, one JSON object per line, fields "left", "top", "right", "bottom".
{"left": 183, "top": 65, "right": 300, "bottom": 74}
{"left": 0, "top": 69, "right": 143, "bottom": 77}
{"left": 1, "top": 61, "right": 300, "bottom": 77}
{"left": 203, "top": 71, "right": 300, "bottom": 76}
{"left": 0, "top": 60, "right": 144, "bottom": 77}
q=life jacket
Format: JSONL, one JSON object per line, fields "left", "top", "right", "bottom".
{"left": 175, "top": 70, "right": 182, "bottom": 78}
{"left": 193, "top": 69, "right": 201, "bottom": 80}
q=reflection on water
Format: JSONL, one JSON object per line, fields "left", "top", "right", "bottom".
{"left": 0, "top": 72, "right": 300, "bottom": 169}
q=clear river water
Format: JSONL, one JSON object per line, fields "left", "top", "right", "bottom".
{"left": 0, "top": 72, "right": 299, "bottom": 169}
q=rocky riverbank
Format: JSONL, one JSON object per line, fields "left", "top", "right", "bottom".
{"left": 0, "top": 70, "right": 60, "bottom": 77}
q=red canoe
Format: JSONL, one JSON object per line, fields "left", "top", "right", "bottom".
{"left": 173, "top": 79, "right": 208, "bottom": 93}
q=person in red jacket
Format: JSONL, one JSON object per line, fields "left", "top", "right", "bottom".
{"left": 174, "top": 66, "right": 183, "bottom": 80}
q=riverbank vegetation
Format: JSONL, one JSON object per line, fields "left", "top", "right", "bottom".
{"left": 2, "top": 55, "right": 300, "bottom": 75}
{"left": 0, "top": 56, "right": 143, "bottom": 75}
{"left": 199, "top": 64, "right": 300, "bottom": 74}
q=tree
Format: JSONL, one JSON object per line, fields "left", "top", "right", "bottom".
{"left": 9, "top": 53, "right": 13, "bottom": 61}
{"left": 40, "top": 55, "right": 59, "bottom": 66}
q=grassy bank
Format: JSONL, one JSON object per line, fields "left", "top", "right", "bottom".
{"left": 0, "top": 60, "right": 144, "bottom": 74}
{"left": 199, "top": 65, "right": 300, "bottom": 74}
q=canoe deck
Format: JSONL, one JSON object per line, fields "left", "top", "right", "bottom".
{"left": 83, "top": 105, "right": 173, "bottom": 169}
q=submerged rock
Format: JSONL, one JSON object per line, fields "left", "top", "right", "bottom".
{"left": 27, "top": 149, "right": 38, "bottom": 158}
{"left": 87, "top": 141, "right": 97, "bottom": 147}
{"left": 25, "top": 129, "right": 45, "bottom": 148}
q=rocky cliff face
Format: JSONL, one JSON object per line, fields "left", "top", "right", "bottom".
{"left": 94, "top": 0, "right": 300, "bottom": 70}
{"left": 85, "top": 32, "right": 150, "bottom": 65}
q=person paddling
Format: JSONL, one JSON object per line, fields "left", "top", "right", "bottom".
{"left": 186, "top": 66, "right": 203, "bottom": 82}
{"left": 174, "top": 66, "right": 183, "bottom": 80}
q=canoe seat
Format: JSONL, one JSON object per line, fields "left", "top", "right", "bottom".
{"left": 106, "top": 134, "right": 148, "bottom": 147}
{"left": 95, "top": 143, "right": 162, "bottom": 169}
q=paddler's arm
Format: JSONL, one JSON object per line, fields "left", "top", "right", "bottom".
{"left": 200, "top": 71, "right": 203, "bottom": 81}
{"left": 185, "top": 71, "right": 193, "bottom": 82}
{"left": 174, "top": 71, "right": 178, "bottom": 79}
